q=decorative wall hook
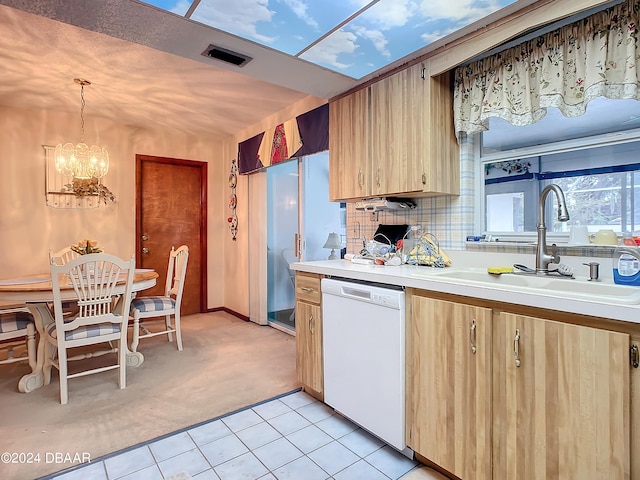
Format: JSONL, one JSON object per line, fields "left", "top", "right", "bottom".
{"left": 228, "top": 158, "right": 238, "bottom": 240}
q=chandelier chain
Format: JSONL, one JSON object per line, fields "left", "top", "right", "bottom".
{"left": 79, "top": 83, "right": 85, "bottom": 143}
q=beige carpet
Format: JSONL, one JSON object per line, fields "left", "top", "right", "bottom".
{"left": 0, "top": 312, "right": 297, "bottom": 480}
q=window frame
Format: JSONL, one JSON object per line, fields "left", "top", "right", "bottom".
{"left": 476, "top": 127, "right": 640, "bottom": 241}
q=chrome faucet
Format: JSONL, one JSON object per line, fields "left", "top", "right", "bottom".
{"left": 536, "top": 184, "right": 570, "bottom": 274}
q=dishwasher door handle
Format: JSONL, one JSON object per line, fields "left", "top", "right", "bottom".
{"left": 340, "top": 286, "right": 372, "bottom": 301}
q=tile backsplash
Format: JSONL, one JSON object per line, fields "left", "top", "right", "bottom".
{"left": 344, "top": 134, "right": 615, "bottom": 261}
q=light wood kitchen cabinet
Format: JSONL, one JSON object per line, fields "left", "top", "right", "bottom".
{"left": 493, "top": 312, "right": 630, "bottom": 480}
{"left": 369, "top": 67, "right": 421, "bottom": 197}
{"left": 407, "top": 294, "right": 492, "bottom": 480}
{"left": 328, "top": 88, "right": 370, "bottom": 200}
{"left": 629, "top": 335, "right": 639, "bottom": 479}
{"left": 407, "top": 289, "right": 633, "bottom": 480}
{"left": 370, "top": 62, "right": 459, "bottom": 198}
{"left": 329, "top": 62, "right": 459, "bottom": 201}
{"left": 295, "top": 272, "right": 323, "bottom": 399}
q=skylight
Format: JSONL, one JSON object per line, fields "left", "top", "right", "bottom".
{"left": 141, "top": 0, "right": 519, "bottom": 79}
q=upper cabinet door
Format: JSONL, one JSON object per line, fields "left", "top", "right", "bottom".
{"left": 422, "top": 66, "right": 460, "bottom": 196}
{"left": 370, "top": 63, "right": 426, "bottom": 197}
{"left": 329, "top": 88, "right": 370, "bottom": 201}
{"left": 329, "top": 61, "right": 459, "bottom": 201}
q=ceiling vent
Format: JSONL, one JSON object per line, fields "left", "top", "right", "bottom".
{"left": 201, "top": 45, "right": 252, "bottom": 67}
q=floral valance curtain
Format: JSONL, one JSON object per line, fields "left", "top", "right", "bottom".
{"left": 453, "top": 0, "right": 640, "bottom": 140}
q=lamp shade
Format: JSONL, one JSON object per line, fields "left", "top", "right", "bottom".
{"left": 323, "top": 232, "right": 342, "bottom": 250}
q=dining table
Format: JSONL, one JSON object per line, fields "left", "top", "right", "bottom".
{"left": 0, "top": 269, "right": 158, "bottom": 393}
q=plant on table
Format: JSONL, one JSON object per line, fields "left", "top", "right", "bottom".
{"left": 70, "top": 239, "right": 102, "bottom": 255}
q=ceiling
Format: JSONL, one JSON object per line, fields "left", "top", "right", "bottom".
{"left": 0, "top": 0, "right": 523, "bottom": 139}
{"left": 0, "top": 0, "right": 343, "bottom": 139}
{"left": 143, "top": 0, "right": 518, "bottom": 80}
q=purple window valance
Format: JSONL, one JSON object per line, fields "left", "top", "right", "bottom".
{"left": 237, "top": 132, "right": 265, "bottom": 175}
{"left": 238, "top": 103, "right": 328, "bottom": 174}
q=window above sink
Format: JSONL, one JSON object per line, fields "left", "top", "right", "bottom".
{"left": 477, "top": 98, "right": 640, "bottom": 239}
{"left": 482, "top": 97, "right": 640, "bottom": 153}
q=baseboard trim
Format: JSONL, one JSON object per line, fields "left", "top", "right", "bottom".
{"left": 207, "top": 306, "right": 249, "bottom": 322}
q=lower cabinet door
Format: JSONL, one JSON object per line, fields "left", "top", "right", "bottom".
{"left": 295, "top": 300, "right": 323, "bottom": 394}
{"left": 493, "top": 312, "right": 630, "bottom": 480}
{"left": 407, "top": 295, "right": 492, "bottom": 480}
{"left": 631, "top": 335, "right": 640, "bottom": 480}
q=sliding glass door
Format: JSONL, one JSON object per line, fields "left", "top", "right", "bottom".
{"left": 266, "top": 151, "right": 343, "bottom": 333}
{"left": 266, "top": 159, "right": 298, "bottom": 331}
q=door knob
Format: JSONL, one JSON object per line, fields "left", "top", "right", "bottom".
{"left": 141, "top": 247, "right": 149, "bottom": 254}
{"left": 142, "top": 235, "right": 149, "bottom": 241}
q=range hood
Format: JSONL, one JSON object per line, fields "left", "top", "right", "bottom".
{"left": 354, "top": 197, "right": 417, "bottom": 212}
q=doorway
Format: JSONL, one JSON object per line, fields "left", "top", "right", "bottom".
{"left": 266, "top": 151, "right": 343, "bottom": 333}
{"left": 135, "top": 155, "right": 207, "bottom": 314}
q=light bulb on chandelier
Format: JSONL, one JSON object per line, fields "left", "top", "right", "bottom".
{"left": 54, "top": 79, "right": 109, "bottom": 180}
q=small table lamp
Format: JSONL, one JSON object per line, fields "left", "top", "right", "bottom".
{"left": 323, "top": 232, "right": 342, "bottom": 260}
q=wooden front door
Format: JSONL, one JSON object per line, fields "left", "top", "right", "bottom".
{"left": 136, "top": 155, "right": 207, "bottom": 314}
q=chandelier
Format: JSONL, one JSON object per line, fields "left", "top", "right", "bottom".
{"left": 54, "top": 79, "right": 109, "bottom": 180}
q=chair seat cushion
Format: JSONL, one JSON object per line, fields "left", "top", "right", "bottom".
{"left": 0, "top": 311, "right": 34, "bottom": 333}
{"left": 130, "top": 296, "right": 175, "bottom": 313}
{"left": 47, "top": 322, "right": 121, "bottom": 341}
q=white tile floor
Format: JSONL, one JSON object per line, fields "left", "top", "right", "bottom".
{"left": 43, "top": 390, "right": 419, "bottom": 480}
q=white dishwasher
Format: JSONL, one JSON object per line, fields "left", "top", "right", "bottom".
{"left": 321, "top": 277, "right": 407, "bottom": 452}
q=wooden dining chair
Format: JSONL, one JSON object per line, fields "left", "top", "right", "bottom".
{"left": 0, "top": 306, "right": 36, "bottom": 371}
{"left": 130, "top": 245, "right": 189, "bottom": 352}
{"left": 44, "top": 253, "right": 135, "bottom": 404}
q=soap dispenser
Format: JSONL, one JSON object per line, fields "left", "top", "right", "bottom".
{"left": 613, "top": 246, "right": 640, "bottom": 286}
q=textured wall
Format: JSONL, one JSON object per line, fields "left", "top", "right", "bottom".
{"left": 0, "top": 104, "right": 225, "bottom": 309}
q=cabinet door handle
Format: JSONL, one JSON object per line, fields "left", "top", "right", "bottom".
{"left": 358, "top": 170, "right": 364, "bottom": 189}
{"left": 513, "top": 329, "right": 521, "bottom": 367}
{"left": 300, "top": 287, "right": 314, "bottom": 292}
{"left": 376, "top": 167, "right": 381, "bottom": 187}
{"left": 309, "top": 314, "right": 314, "bottom": 334}
{"left": 469, "top": 319, "right": 477, "bottom": 354}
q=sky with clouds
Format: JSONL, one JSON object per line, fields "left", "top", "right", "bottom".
{"left": 144, "top": 0, "right": 517, "bottom": 78}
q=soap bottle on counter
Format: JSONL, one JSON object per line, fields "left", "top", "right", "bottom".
{"left": 613, "top": 246, "right": 640, "bottom": 286}
{"left": 402, "top": 225, "right": 420, "bottom": 264}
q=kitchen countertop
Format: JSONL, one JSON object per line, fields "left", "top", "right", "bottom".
{"left": 292, "top": 254, "right": 640, "bottom": 324}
